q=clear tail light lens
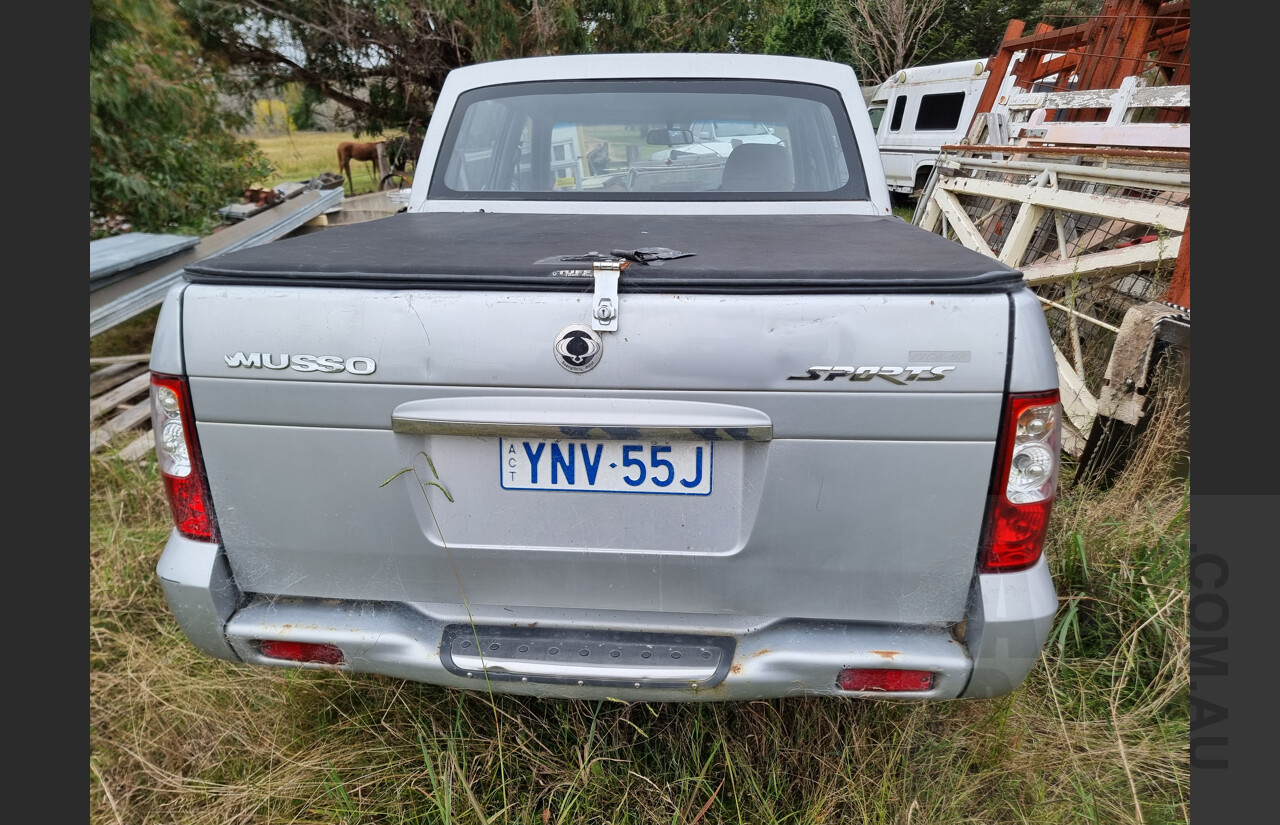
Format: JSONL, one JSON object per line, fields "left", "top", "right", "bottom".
{"left": 150, "top": 373, "right": 218, "bottom": 542}
{"left": 980, "top": 390, "right": 1061, "bottom": 572}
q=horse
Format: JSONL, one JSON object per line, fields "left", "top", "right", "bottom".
{"left": 337, "top": 140, "right": 385, "bottom": 194}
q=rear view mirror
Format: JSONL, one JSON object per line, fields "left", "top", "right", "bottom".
{"left": 646, "top": 128, "right": 694, "bottom": 146}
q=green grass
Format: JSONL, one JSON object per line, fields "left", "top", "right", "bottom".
{"left": 90, "top": 306, "right": 160, "bottom": 356}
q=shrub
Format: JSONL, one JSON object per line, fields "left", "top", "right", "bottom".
{"left": 89, "top": 0, "right": 272, "bottom": 239}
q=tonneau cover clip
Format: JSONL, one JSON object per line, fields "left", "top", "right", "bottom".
{"left": 591, "top": 259, "right": 624, "bottom": 332}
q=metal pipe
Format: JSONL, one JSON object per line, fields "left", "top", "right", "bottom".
{"left": 1051, "top": 210, "right": 1089, "bottom": 381}
{"left": 940, "top": 144, "right": 1189, "bottom": 162}
{"left": 1036, "top": 294, "right": 1120, "bottom": 333}
{"left": 938, "top": 154, "right": 1189, "bottom": 188}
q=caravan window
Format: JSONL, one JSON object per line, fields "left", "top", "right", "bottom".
{"left": 914, "top": 92, "right": 965, "bottom": 131}
{"left": 888, "top": 96, "right": 907, "bottom": 132}
{"left": 867, "top": 106, "right": 885, "bottom": 132}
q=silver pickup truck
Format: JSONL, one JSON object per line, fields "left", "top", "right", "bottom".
{"left": 150, "top": 53, "right": 1062, "bottom": 701}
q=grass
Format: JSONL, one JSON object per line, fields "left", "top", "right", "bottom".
{"left": 90, "top": 306, "right": 161, "bottom": 359}
{"left": 891, "top": 200, "right": 915, "bottom": 221}
{"left": 90, "top": 394, "right": 1190, "bottom": 823}
{"left": 246, "top": 129, "right": 406, "bottom": 196}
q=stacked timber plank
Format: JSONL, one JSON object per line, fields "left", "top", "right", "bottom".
{"left": 90, "top": 355, "right": 154, "bottom": 460}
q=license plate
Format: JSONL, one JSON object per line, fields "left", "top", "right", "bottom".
{"left": 499, "top": 438, "right": 712, "bottom": 495}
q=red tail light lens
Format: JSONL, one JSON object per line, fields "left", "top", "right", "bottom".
{"left": 980, "top": 390, "right": 1061, "bottom": 572}
{"left": 258, "top": 640, "right": 345, "bottom": 665}
{"left": 837, "top": 669, "right": 935, "bottom": 692}
{"left": 150, "top": 373, "right": 218, "bottom": 542}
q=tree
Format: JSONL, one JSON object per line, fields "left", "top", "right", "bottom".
{"left": 733, "top": 0, "right": 787, "bottom": 54}
{"left": 90, "top": 0, "right": 272, "bottom": 238}
{"left": 176, "top": 0, "right": 497, "bottom": 137}
{"left": 284, "top": 82, "right": 329, "bottom": 131}
{"left": 920, "top": 0, "right": 1046, "bottom": 65}
{"left": 825, "top": 0, "right": 949, "bottom": 85}
{"left": 584, "top": 0, "right": 766, "bottom": 55}
{"left": 764, "top": 0, "right": 856, "bottom": 66}
{"left": 176, "top": 1, "right": 762, "bottom": 137}
{"left": 795, "top": 1, "right": 1056, "bottom": 85}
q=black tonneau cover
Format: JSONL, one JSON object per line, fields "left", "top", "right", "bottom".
{"left": 185, "top": 212, "right": 1023, "bottom": 294}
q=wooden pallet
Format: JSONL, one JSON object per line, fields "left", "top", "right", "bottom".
{"left": 90, "top": 355, "right": 155, "bottom": 460}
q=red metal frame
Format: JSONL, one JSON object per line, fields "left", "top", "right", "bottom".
{"left": 975, "top": 0, "right": 1191, "bottom": 124}
{"left": 970, "top": 0, "right": 1191, "bottom": 308}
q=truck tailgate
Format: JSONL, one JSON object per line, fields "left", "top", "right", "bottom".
{"left": 180, "top": 283, "right": 1011, "bottom": 625}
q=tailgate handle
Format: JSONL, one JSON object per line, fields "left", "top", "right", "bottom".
{"left": 392, "top": 397, "right": 772, "bottom": 441}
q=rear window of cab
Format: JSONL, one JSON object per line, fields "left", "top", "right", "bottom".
{"left": 429, "top": 79, "right": 870, "bottom": 202}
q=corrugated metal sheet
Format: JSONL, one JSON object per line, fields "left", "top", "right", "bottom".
{"left": 89, "top": 186, "right": 343, "bottom": 338}
{"left": 90, "top": 233, "right": 200, "bottom": 284}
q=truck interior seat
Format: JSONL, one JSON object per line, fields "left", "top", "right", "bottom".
{"left": 719, "top": 143, "right": 794, "bottom": 192}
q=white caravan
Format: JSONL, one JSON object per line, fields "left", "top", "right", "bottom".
{"left": 868, "top": 58, "right": 1015, "bottom": 198}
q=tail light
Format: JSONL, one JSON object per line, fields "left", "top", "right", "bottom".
{"left": 837, "top": 668, "right": 934, "bottom": 692}
{"left": 258, "top": 640, "right": 345, "bottom": 665}
{"left": 980, "top": 389, "right": 1061, "bottom": 572}
{"left": 150, "top": 373, "right": 219, "bottom": 542}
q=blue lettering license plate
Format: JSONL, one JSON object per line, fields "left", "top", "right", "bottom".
{"left": 500, "top": 438, "right": 713, "bottom": 495}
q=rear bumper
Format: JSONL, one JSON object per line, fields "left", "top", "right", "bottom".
{"left": 157, "top": 534, "right": 1057, "bottom": 701}
{"left": 960, "top": 557, "right": 1059, "bottom": 698}
{"left": 220, "top": 598, "right": 973, "bottom": 700}
{"left": 155, "top": 530, "right": 243, "bottom": 663}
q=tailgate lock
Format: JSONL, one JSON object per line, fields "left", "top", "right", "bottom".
{"left": 591, "top": 260, "right": 623, "bottom": 332}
